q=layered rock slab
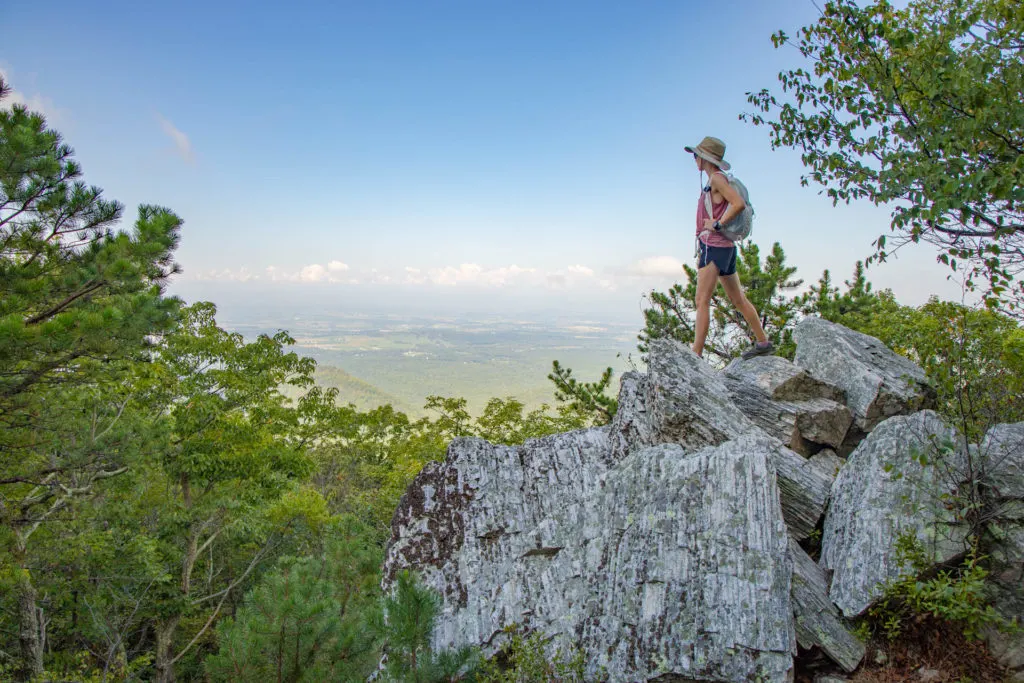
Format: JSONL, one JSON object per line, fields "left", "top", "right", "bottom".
{"left": 384, "top": 431, "right": 797, "bottom": 682}
{"left": 723, "top": 357, "right": 853, "bottom": 455}
{"left": 820, "top": 411, "right": 971, "bottom": 617}
{"left": 611, "top": 339, "right": 831, "bottom": 541}
{"left": 788, "top": 540, "right": 864, "bottom": 673}
{"left": 793, "top": 317, "right": 934, "bottom": 434}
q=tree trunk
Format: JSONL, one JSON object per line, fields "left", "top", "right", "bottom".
{"left": 154, "top": 618, "right": 180, "bottom": 683}
{"left": 15, "top": 568, "right": 43, "bottom": 680}
{"left": 13, "top": 535, "right": 43, "bottom": 681}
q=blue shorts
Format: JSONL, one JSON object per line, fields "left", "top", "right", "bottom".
{"left": 698, "top": 242, "right": 737, "bottom": 276}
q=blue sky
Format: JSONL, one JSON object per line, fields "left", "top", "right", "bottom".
{"left": 1, "top": 0, "right": 967, "bottom": 322}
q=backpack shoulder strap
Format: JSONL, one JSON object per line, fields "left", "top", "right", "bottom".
{"left": 704, "top": 171, "right": 729, "bottom": 216}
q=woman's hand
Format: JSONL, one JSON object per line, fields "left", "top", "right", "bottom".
{"left": 703, "top": 218, "right": 716, "bottom": 231}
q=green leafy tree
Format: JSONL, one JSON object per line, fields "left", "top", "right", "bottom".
{"left": 744, "top": 0, "right": 1024, "bottom": 314}
{"left": 205, "top": 518, "right": 382, "bottom": 682}
{"left": 0, "top": 76, "right": 180, "bottom": 680}
{"left": 130, "top": 302, "right": 342, "bottom": 683}
{"left": 798, "top": 261, "right": 901, "bottom": 332}
{"left": 375, "top": 570, "right": 477, "bottom": 683}
{"left": 424, "top": 396, "right": 474, "bottom": 440}
{"left": 310, "top": 404, "right": 446, "bottom": 542}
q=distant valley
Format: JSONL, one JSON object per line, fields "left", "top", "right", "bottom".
{"left": 228, "top": 311, "right": 641, "bottom": 416}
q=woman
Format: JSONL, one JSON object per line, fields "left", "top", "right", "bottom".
{"left": 683, "top": 136, "right": 773, "bottom": 360}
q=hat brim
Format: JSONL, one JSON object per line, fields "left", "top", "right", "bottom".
{"left": 685, "top": 145, "right": 731, "bottom": 171}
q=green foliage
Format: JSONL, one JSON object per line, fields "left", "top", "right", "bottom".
{"left": 547, "top": 362, "right": 618, "bottom": 426}
{"left": 474, "top": 397, "right": 590, "bottom": 445}
{"left": 638, "top": 242, "right": 803, "bottom": 364}
{"left": 423, "top": 395, "right": 587, "bottom": 445}
{"left": 130, "top": 302, "right": 352, "bottom": 681}
{"left": 375, "top": 570, "right": 478, "bottom": 683}
{"left": 475, "top": 625, "right": 591, "bottom": 683}
{"left": 744, "top": 0, "right": 1024, "bottom": 314}
{"left": 205, "top": 519, "right": 382, "bottom": 682}
{"left": 425, "top": 395, "right": 475, "bottom": 439}
{"left": 864, "top": 535, "right": 1016, "bottom": 642}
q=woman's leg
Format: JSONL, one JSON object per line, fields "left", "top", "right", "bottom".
{"left": 718, "top": 273, "right": 768, "bottom": 343}
{"left": 693, "top": 262, "right": 719, "bottom": 357}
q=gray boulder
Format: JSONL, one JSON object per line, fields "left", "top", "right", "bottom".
{"left": 384, "top": 432, "right": 797, "bottom": 683}
{"left": 724, "top": 355, "right": 845, "bottom": 403}
{"left": 794, "top": 317, "right": 934, "bottom": 434}
{"left": 820, "top": 411, "right": 971, "bottom": 617}
{"left": 723, "top": 368, "right": 853, "bottom": 455}
{"left": 616, "top": 339, "right": 758, "bottom": 454}
{"left": 789, "top": 539, "right": 864, "bottom": 673}
{"left": 980, "top": 422, "right": 1024, "bottom": 500}
{"left": 772, "top": 444, "right": 834, "bottom": 542}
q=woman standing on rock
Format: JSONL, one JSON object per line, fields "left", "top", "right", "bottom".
{"left": 684, "top": 136, "right": 774, "bottom": 361}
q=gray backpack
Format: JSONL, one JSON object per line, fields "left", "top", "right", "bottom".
{"left": 704, "top": 173, "right": 754, "bottom": 242}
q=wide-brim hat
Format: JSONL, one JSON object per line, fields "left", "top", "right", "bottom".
{"left": 685, "top": 136, "right": 731, "bottom": 171}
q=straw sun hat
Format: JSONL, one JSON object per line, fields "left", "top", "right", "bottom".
{"left": 684, "top": 136, "right": 731, "bottom": 171}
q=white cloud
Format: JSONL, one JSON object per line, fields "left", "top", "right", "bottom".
{"left": 403, "top": 267, "right": 426, "bottom": 285}
{"left": 423, "top": 263, "right": 537, "bottom": 287}
{"left": 299, "top": 264, "right": 328, "bottom": 282}
{"left": 194, "top": 257, "right": 684, "bottom": 292}
{"left": 622, "top": 256, "right": 684, "bottom": 278}
{"left": 193, "top": 267, "right": 260, "bottom": 282}
{"left": 265, "top": 262, "right": 359, "bottom": 284}
{"left": 156, "top": 113, "right": 194, "bottom": 163}
{"left": 0, "top": 67, "right": 61, "bottom": 121}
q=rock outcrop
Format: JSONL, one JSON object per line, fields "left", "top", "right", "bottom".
{"left": 794, "top": 317, "right": 934, "bottom": 437}
{"left": 610, "top": 340, "right": 831, "bottom": 542}
{"left": 385, "top": 431, "right": 797, "bottom": 682}
{"left": 383, "top": 318, "right": 1023, "bottom": 682}
{"left": 724, "top": 355, "right": 853, "bottom": 455}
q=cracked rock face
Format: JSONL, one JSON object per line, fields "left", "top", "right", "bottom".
{"left": 612, "top": 340, "right": 831, "bottom": 542}
{"left": 386, "top": 435, "right": 796, "bottom": 683}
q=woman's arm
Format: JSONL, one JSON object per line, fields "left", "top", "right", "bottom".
{"left": 710, "top": 172, "right": 746, "bottom": 226}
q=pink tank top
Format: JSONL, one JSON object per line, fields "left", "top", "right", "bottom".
{"left": 696, "top": 173, "right": 734, "bottom": 248}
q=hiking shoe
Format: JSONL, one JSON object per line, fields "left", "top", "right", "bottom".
{"left": 741, "top": 340, "right": 775, "bottom": 360}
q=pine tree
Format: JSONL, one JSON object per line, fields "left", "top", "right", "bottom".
{"left": 376, "top": 571, "right": 477, "bottom": 682}
{"left": 0, "top": 74, "right": 181, "bottom": 680}
{"left": 206, "top": 522, "right": 382, "bottom": 683}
